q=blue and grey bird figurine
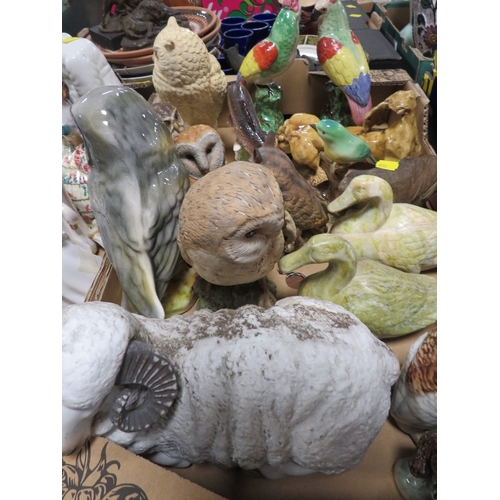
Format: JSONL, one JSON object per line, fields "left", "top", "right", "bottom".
{"left": 313, "top": 118, "right": 376, "bottom": 164}
{"left": 71, "top": 85, "right": 190, "bottom": 319}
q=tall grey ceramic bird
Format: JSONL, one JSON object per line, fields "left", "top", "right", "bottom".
{"left": 71, "top": 85, "right": 190, "bottom": 319}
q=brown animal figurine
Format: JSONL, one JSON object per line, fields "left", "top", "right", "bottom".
{"left": 275, "top": 113, "right": 328, "bottom": 186}
{"left": 253, "top": 135, "right": 328, "bottom": 249}
{"left": 347, "top": 90, "right": 423, "bottom": 161}
{"left": 337, "top": 155, "right": 437, "bottom": 207}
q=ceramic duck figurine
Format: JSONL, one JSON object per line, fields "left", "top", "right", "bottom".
{"left": 390, "top": 327, "right": 437, "bottom": 442}
{"left": 278, "top": 234, "right": 437, "bottom": 338}
{"left": 71, "top": 85, "right": 190, "bottom": 319}
{"left": 328, "top": 174, "right": 437, "bottom": 273}
{"left": 313, "top": 119, "right": 376, "bottom": 164}
{"left": 152, "top": 17, "right": 227, "bottom": 128}
{"left": 315, "top": 0, "right": 372, "bottom": 125}
{"left": 237, "top": 0, "right": 301, "bottom": 85}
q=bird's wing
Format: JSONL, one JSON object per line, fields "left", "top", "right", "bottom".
{"left": 239, "top": 40, "right": 279, "bottom": 82}
{"left": 317, "top": 38, "right": 363, "bottom": 87}
{"left": 90, "top": 170, "right": 166, "bottom": 320}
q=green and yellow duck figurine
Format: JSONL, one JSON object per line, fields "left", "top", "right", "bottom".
{"left": 328, "top": 174, "right": 437, "bottom": 273}
{"left": 278, "top": 234, "right": 437, "bottom": 338}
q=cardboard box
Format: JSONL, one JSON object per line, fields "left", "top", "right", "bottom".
{"left": 217, "top": 60, "right": 435, "bottom": 158}
{"left": 79, "top": 61, "right": 437, "bottom": 499}
{"left": 374, "top": 2, "right": 434, "bottom": 87}
{"left": 63, "top": 437, "right": 228, "bottom": 499}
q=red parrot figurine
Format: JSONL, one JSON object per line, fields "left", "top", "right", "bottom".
{"left": 237, "top": 0, "right": 301, "bottom": 85}
{"left": 315, "top": 0, "right": 372, "bottom": 125}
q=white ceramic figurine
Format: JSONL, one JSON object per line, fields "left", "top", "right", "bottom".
{"left": 62, "top": 297, "right": 400, "bottom": 478}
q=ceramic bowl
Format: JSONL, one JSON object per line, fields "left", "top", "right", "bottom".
{"left": 93, "top": 6, "right": 220, "bottom": 62}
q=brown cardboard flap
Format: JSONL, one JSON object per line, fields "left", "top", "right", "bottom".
{"left": 63, "top": 436, "right": 228, "bottom": 500}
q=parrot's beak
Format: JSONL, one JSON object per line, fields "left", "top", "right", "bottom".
{"left": 310, "top": 123, "right": 317, "bottom": 131}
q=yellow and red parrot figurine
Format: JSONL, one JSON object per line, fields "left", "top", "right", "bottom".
{"left": 237, "top": 0, "right": 301, "bottom": 85}
{"left": 316, "top": 0, "right": 372, "bottom": 125}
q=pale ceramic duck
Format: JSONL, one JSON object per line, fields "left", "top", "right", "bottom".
{"left": 278, "top": 234, "right": 437, "bottom": 338}
{"left": 328, "top": 174, "right": 437, "bottom": 273}
{"left": 390, "top": 327, "right": 437, "bottom": 442}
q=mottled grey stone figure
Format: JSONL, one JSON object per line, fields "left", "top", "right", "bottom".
{"left": 71, "top": 85, "right": 190, "bottom": 319}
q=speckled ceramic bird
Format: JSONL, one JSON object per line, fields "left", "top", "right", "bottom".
{"left": 313, "top": 118, "right": 376, "bottom": 164}
{"left": 237, "top": 0, "right": 301, "bottom": 85}
{"left": 328, "top": 175, "right": 437, "bottom": 273}
{"left": 71, "top": 85, "right": 190, "bottom": 319}
{"left": 177, "top": 161, "right": 285, "bottom": 293}
{"left": 253, "top": 137, "right": 328, "bottom": 234}
{"left": 278, "top": 234, "right": 437, "bottom": 338}
{"left": 390, "top": 327, "right": 437, "bottom": 442}
{"left": 315, "top": 0, "right": 372, "bottom": 125}
{"left": 152, "top": 17, "right": 227, "bottom": 128}
{"left": 174, "top": 124, "right": 225, "bottom": 182}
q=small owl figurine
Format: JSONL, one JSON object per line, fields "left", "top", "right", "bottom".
{"left": 174, "top": 124, "right": 225, "bottom": 182}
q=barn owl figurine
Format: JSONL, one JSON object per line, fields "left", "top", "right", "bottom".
{"left": 174, "top": 124, "right": 225, "bottom": 182}
{"left": 177, "top": 162, "right": 285, "bottom": 304}
{"left": 390, "top": 326, "right": 437, "bottom": 443}
{"left": 152, "top": 17, "right": 227, "bottom": 129}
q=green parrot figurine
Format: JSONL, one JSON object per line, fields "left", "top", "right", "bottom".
{"left": 314, "top": 0, "right": 372, "bottom": 126}
{"left": 236, "top": 0, "right": 301, "bottom": 85}
{"left": 312, "top": 118, "right": 376, "bottom": 164}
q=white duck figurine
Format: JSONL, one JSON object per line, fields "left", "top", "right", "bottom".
{"left": 328, "top": 174, "right": 437, "bottom": 273}
{"left": 278, "top": 234, "right": 437, "bottom": 338}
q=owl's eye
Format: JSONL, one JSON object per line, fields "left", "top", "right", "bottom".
{"left": 206, "top": 146, "right": 213, "bottom": 154}
{"left": 245, "top": 230, "right": 256, "bottom": 238}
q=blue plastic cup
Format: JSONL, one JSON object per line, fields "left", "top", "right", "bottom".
{"left": 223, "top": 28, "right": 254, "bottom": 56}
{"left": 241, "top": 20, "right": 269, "bottom": 47}
{"left": 252, "top": 12, "right": 277, "bottom": 33}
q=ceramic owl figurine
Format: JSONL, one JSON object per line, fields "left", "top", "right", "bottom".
{"left": 177, "top": 161, "right": 285, "bottom": 288}
{"left": 71, "top": 85, "right": 190, "bottom": 320}
{"left": 174, "top": 124, "right": 225, "bottom": 182}
{"left": 152, "top": 17, "right": 227, "bottom": 129}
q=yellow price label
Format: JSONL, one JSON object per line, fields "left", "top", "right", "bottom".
{"left": 349, "top": 13, "right": 362, "bottom": 17}
{"left": 375, "top": 160, "right": 399, "bottom": 171}
{"left": 345, "top": 4, "right": 357, "bottom": 8}
{"left": 62, "top": 36, "right": 80, "bottom": 44}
